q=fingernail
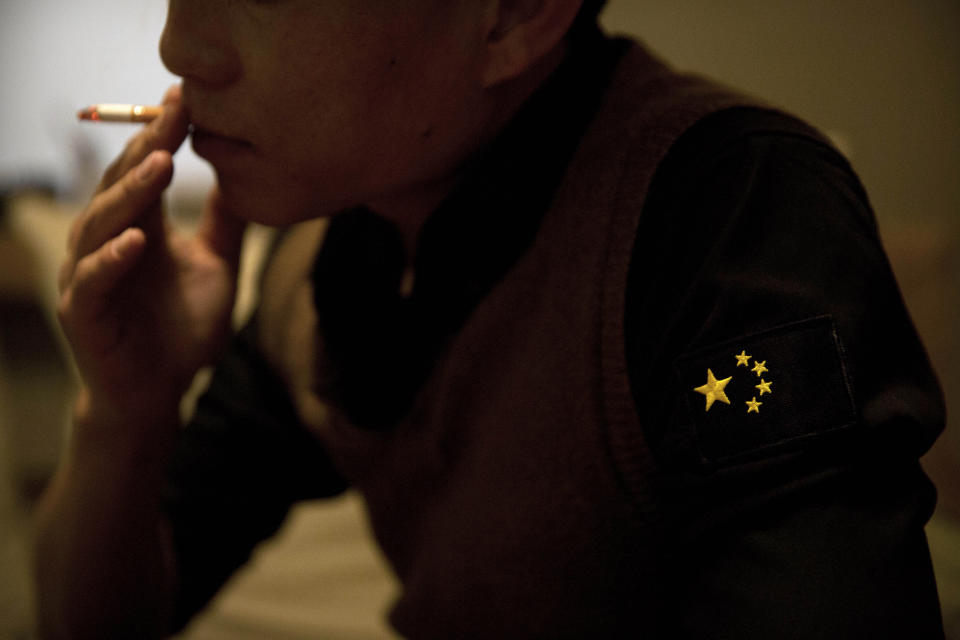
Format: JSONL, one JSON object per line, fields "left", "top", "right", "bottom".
{"left": 137, "top": 152, "right": 159, "bottom": 182}
{"left": 113, "top": 228, "right": 138, "bottom": 258}
{"left": 162, "top": 85, "right": 180, "bottom": 105}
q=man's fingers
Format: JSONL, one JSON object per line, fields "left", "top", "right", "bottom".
{"left": 97, "top": 85, "right": 189, "bottom": 192}
{"left": 63, "top": 150, "right": 169, "bottom": 291}
{"left": 68, "top": 150, "right": 173, "bottom": 269}
{"left": 63, "top": 85, "right": 186, "bottom": 291}
{"left": 59, "top": 228, "right": 147, "bottom": 326}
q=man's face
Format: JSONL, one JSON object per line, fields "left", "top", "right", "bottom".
{"left": 161, "top": 0, "right": 493, "bottom": 225}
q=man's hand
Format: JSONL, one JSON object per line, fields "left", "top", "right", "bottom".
{"left": 57, "top": 85, "right": 246, "bottom": 431}
{"left": 36, "top": 86, "right": 248, "bottom": 638}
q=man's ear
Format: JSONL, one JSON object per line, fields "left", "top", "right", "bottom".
{"left": 481, "top": 0, "right": 584, "bottom": 88}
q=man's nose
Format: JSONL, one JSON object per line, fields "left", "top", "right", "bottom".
{"left": 159, "top": 0, "right": 240, "bottom": 87}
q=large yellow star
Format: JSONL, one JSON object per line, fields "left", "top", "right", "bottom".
{"left": 735, "top": 351, "right": 751, "bottom": 367}
{"left": 746, "top": 397, "right": 763, "bottom": 413}
{"left": 755, "top": 378, "right": 772, "bottom": 396}
{"left": 694, "top": 369, "right": 732, "bottom": 411}
{"left": 752, "top": 360, "right": 768, "bottom": 377}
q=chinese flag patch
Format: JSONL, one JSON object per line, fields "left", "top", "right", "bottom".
{"left": 674, "top": 316, "right": 857, "bottom": 464}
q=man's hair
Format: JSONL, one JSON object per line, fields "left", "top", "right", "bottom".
{"left": 571, "top": 0, "right": 609, "bottom": 36}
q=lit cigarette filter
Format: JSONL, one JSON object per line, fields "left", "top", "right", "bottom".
{"left": 77, "top": 103, "right": 162, "bottom": 123}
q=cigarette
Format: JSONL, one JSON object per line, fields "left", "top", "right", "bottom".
{"left": 77, "top": 104, "right": 162, "bottom": 123}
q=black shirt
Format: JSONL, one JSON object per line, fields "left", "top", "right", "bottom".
{"left": 164, "top": 29, "right": 945, "bottom": 636}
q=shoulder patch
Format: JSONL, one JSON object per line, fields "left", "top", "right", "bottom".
{"left": 674, "top": 316, "right": 857, "bottom": 464}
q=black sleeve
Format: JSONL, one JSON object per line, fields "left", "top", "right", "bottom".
{"left": 162, "top": 319, "right": 349, "bottom": 631}
{"left": 625, "top": 107, "right": 946, "bottom": 638}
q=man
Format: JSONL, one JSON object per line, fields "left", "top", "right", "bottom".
{"left": 36, "top": 0, "right": 945, "bottom": 637}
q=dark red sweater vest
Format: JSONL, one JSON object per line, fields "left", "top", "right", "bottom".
{"left": 258, "top": 41, "right": 760, "bottom": 638}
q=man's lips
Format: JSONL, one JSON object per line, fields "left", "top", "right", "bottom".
{"left": 190, "top": 125, "right": 255, "bottom": 165}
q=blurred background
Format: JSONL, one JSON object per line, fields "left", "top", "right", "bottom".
{"left": 1, "top": 0, "right": 957, "bottom": 638}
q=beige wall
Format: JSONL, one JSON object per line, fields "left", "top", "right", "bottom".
{"left": 602, "top": 1, "right": 960, "bottom": 225}
{"left": 602, "top": 0, "right": 960, "bottom": 516}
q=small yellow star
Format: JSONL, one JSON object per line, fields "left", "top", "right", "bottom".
{"left": 694, "top": 369, "right": 732, "bottom": 412}
{"left": 735, "top": 351, "right": 751, "bottom": 367}
{"left": 752, "top": 360, "right": 768, "bottom": 377}
{"left": 746, "top": 397, "right": 762, "bottom": 413}
{"left": 755, "top": 378, "right": 772, "bottom": 396}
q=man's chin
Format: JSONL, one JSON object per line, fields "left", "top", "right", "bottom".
{"left": 215, "top": 180, "right": 341, "bottom": 226}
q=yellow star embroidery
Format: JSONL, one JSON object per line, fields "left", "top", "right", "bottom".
{"left": 694, "top": 369, "right": 732, "bottom": 412}
{"left": 755, "top": 378, "right": 772, "bottom": 396}
{"left": 752, "top": 360, "right": 768, "bottom": 377}
{"left": 746, "top": 397, "right": 762, "bottom": 413}
{"left": 735, "top": 351, "right": 751, "bottom": 367}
